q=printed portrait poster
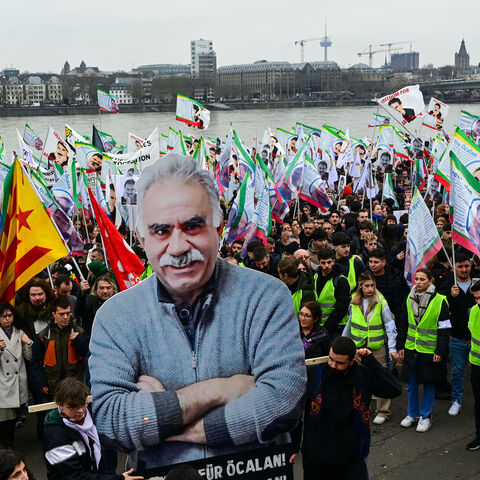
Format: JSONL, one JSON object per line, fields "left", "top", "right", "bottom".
{"left": 376, "top": 149, "right": 393, "bottom": 173}
{"left": 176, "top": 94, "right": 211, "bottom": 130}
{"left": 378, "top": 85, "right": 425, "bottom": 126}
{"left": 422, "top": 98, "right": 449, "bottom": 131}
{"left": 41, "top": 125, "right": 74, "bottom": 167}
{"left": 426, "top": 174, "right": 442, "bottom": 202}
{"left": 116, "top": 174, "right": 139, "bottom": 206}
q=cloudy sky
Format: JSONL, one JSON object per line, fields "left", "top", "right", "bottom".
{"left": 4, "top": 0, "right": 477, "bottom": 73}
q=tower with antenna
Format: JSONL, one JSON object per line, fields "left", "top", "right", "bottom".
{"left": 319, "top": 19, "right": 332, "bottom": 62}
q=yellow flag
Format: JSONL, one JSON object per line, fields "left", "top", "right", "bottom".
{"left": 0, "top": 159, "right": 69, "bottom": 304}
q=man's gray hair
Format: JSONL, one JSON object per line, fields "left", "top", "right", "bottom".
{"left": 136, "top": 153, "right": 222, "bottom": 236}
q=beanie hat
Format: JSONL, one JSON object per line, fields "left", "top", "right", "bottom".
{"left": 87, "top": 261, "right": 108, "bottom": 278}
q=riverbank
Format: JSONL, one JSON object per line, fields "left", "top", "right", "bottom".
{"left": 0, "top": 98, "right": 377, "bottom": 117}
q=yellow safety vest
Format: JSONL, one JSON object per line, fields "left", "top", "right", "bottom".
{"left": 468, "top": 305, "right": 480, "bottom": 366}
{"left": 314, "top": 274, "right": 349, "bottom": 326}
{"left": 405, "top": 294, "right": 445, "bottom": 354}
{"left": 350, "top": 294, "right": 386, "bottom": 349}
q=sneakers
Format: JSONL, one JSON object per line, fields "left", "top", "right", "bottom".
{"left": 416, "top": 417, "right": 432, "bottom": 433}
{"left": 448, "top": 401, "right": 461, "bottom": 416}
{"left": 400, "top": 415, "right": 417, "bottom": 428}
{"left": 373, "top": 415, "right": 387, "bottom": 425}
{"left": 466, "top": 438, "right": 480, "bottom": 451}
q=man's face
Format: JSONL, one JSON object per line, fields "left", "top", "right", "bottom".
{"left": 318, "top": 162, "right": 327, "bottom": 175}
{"left": 55, "top": 142, "right": 68, "bottom": 164}
{"left": 434, "top": 104, "right": 441, "bottom": 115}
{"left": 266, "top": 242, "right": 275, "bottom": 255}
{"left": 124, "top": 183, "right": 136, "bottom": 198}
{"left": 366, "top": 240, "right": 378, "bottom": 252}
{"left": 329, "top": 213, "right": 340, "bottom": 225}
{"left": 322, "top": 222, "right": 333, "bottom": 236}
{"left": 294, "top": 249, "right": 310, "bottom": 263}
{"left": 314, "top": 238, "right": 327, "bottom": 249}
{"left": 390, "top": 100, "right": 404, "bottom": 114}
{"left": 456, "top": 261, "right": 471, "bottom": 281}
{"left": 282, "top": 224, "right": 292, "bottom": 233}
{"left": 29, "top": 286, "right": 46, "bottom": 307}
{"left": 89, "top": 154, "right": 103, "bottom": 170}
{"left": 255, "top": 256, "right": 270, "bottom": 271}
{"left": 473, "top": 290, "right": 480, "bottom": 306}
{"left": 231, "top": 243, "right": 242, "bottom": 254}
{"left": 96, "top": 280, "right": 114, "bottom": 301}
{"left": 369, "top": 257, "right": 386, "bottom": 275}
{"left": 336, "top": 244, "right": 350, "bottom": 258}
{"left": 319, "top": 257, "right": 334, "bottom": 276}
{"left": 303, "top": 222, "right": 315, "bottom": 236}
{"left": 138, "top": 180, "right": 221, "bottom": 303}
{"left": 358, "top": 211, "right": 369, "bottom": 222}
{"left": 57, "top": 282, "right": 72, "bottom": 297}
{"left": 53, "top": 306, "right": 71, "bottom": 329}
{"left": 359, "top": 228, "right": 370, "bottom": 240}
{"left": 90, "top": 251, "right": 103, "bottom": 263}
{"left": 328, "top": 348, "right": 354, "bottom": 373}
{"left": 334, "top": 142, "right": 342, "bottom": 156}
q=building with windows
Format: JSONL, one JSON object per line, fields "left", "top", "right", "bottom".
{"left": 391, "top": 52, "right": 419, "bottom": 72}
{"left": 109, "top": 79, "right": 134, "bottom": 104}
{"left": 4, "top": 77, "right": 24, "bottom": 105}
{"left": 455, "top": 39, "right": 470, "bottom": 70}
{"left": 133, "top": 64, "right": 191, "bottom": 77}
{"left": 191, "top": 39, "right": 216, "bottom": 102}
{"left": 24, "top": 76, "right": 47, "bottom": 105}
{"left": 46, "top": 76, "right": 62, "bottom": 103}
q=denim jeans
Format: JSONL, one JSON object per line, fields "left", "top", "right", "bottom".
{"left": 407, "top": 364, "right": 435, "bottom": 419}
{"left": 449, "top": 336, "right": 470, "bottom": 403}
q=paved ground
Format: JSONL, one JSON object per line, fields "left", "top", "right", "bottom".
{"left": 13, "top": 368, "right": 480, "bottom": 479}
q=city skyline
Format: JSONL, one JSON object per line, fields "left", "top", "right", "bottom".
{"left": 2, "top": 0, "right": 478, "bottom": 73}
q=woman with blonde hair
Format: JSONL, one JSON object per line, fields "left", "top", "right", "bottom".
{"left": 343, "top": 271, "right": 398, "bottom": 425}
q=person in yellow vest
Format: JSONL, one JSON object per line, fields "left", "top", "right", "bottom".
{"left": 277, "top": 258, "right": 315, "bottom": 315}
{"left": 343, "top": 271, "right": 398, "bottom": 425}
{"left": 331, "top": 232, "right": 365, "bottom": 292}
{"left": 313, "top": 247, "right": 351, "bottom": 339}
{"left": 467, "top": 280, "right": 480, "bottom": 450}
{"left": 397, "top": 268, "right": 451, "bottom": 433}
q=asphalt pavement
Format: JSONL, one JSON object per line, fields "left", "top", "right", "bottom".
{"left": 13, "top": 367, "right": 480, "bottom": 480}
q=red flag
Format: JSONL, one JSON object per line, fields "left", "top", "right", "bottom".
{"left": 88, "top": 188, "right": 144, "bottom": 291}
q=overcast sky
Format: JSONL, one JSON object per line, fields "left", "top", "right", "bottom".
{"left": 4, "top": 0, "right": 477, "bottom": 73}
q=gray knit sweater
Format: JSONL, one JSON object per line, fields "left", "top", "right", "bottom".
{"left": 89, "top": 258, "right": 306, "bottom": 469}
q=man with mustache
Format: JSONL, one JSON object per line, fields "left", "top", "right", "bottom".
{"left": 89, "top": 153, "right": 307, "bottom": 471}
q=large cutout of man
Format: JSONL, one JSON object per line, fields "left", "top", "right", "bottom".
{"left": 89, "top": 153, "right": 306, "bottom": 470}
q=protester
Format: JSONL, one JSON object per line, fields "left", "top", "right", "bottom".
{"left": 0, "top": 304, "right": 32, "bottom": 449}
{"left": 44, "top": 378, "right": 143, "bottom": 479}
{"left": 0, "top": 449, "right": 36, "bottom": 480}
{"left": 343, "top": 272, "right": 398, "bottom": 424}
{"left": 291, "top": 337, "right": 401, "bottom": 480}
{"left": 397, "top": 268, "right": 451, "bottom": 432}
{"left": 298, "top": 301, "right": 329, "bottom": 359}
{"left": 331, "top": 231, "right": 365, "bottom": 291}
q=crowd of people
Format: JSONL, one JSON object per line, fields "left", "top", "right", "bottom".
{"left": 1, "top": 149, "right": 480, "bottom": 480}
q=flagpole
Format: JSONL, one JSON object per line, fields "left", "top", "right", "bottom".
{"left": 441, "top": 243, "right": 454, "bottom": 271}
{"left": 86, "top": 187, "right": 111, "bottom": 271}
{"left": 46, "top": 265, "right": 54, "bottom": 289}
{"left": 70, "top": 255, "right": 86, "bottom": 282}
{"left": 452, "top": 241, "right": 457, "bottom": 285}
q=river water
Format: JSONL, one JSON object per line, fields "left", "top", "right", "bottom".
{"left": 1, "top": 103, "right": 479, "bottom": 153}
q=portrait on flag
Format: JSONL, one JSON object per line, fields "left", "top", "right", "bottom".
{"left": 376, "top": 149, "right": 393, "bottom": 173}
{"left": 116, "top": 174, "right": 139, "bottom": 205}
{"left": 378, "top": 85, "right": 425, "bottom": 125}
{"left": 176, "top": 94, "right": 211, "bottom": 130}
{"left": 42, "top": 126, "right": 73, "bottom": 167}
{"left": 422, "top": 98, "right": 449, "bottom": 130}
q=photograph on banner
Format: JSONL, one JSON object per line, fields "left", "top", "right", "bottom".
{"left": 276, "top": 128, "right": 297, "bottom": 155}
{"left": 458, "top": 110, "right": 480, "bottom": 142}
{"left": 42, "top": 126, "right": 73, "bottom": 167}
{"left": 451, "top": 128, "right": 480, "bottom": 179}
{"left": 422, "top": 97, "right": 449, "bottom": 131}
{"left": 97, "top": 89, "right": 119, "bottom": 113}
{"left": 176, "top": 94, "right": 211, "bottom": 130}
{"left": 376, "top": 149, "right": 393, "bottom": 173}
{"left": 426, "top": 175, "right": 442, "bottom": 203}
{"left": 409, "top": 137, "right": 424, "bottom": 159}
{"left": 378, "top": 85, "right": 425, "bottom": 126}
{"left": 116, "top": 174, "right": 139, "bottom": 205}
{"left": 23, "top": 124, "right": 43, "bottom": 151}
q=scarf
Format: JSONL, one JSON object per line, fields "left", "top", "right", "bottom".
{"left": 409, "top": 284, "right": 435, "bottom": 324}
{"left": 62, "top": 409, "right": 101, "bottom": 468}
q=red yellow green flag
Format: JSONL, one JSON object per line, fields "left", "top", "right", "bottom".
{"left": 0, "top": 159, "right": 69, "bottom": 304}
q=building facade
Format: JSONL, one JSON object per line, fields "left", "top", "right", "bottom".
{"left": 455, "top": 39, "right": 470, "bottom": 70}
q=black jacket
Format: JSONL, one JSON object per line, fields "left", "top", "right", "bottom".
{"left": 293, "top": 355, "right": 401, "bottom": 465}
{"left": 75, "top": 294, "right": 106, "bottom": 338}
{"left": 397, "top": 291, "right": 451, "bottom": 385}
{"left": 439, "top": 274, "right": 476, "bottom": 341}
{"left": 44, "top": 408, "right": 123, "bottom": 480}
{"left": 301, "top": 325, "right": 330, "bottom": 360}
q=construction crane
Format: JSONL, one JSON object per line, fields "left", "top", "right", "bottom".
{"left": 295, "top": 38, "right": 321, "bottom": 63}
{"left": 357, "top": 45, "right": 403, "bottom": 67}
{"left": 379, "top": 41, "right": 415, "bottom": 63}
